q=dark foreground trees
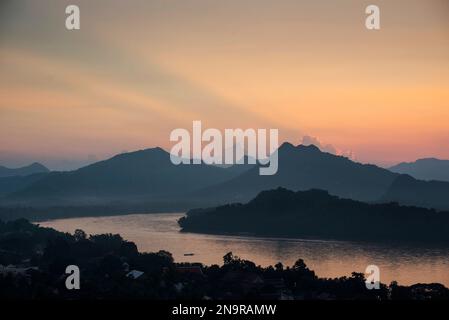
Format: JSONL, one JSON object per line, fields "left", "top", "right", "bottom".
{"left": 1, "top": 218, "right": 448, "bottom": 300}
{"left": 179, "top": 187, "right": 449, "bottom": 243}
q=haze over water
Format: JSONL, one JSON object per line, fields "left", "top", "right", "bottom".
{"left": 40, "top": 213, "right": 449, "bottom": 287}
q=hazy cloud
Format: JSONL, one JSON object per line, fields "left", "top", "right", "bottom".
{"left": 301, "top": 135, "right": 337, "bottom": 154}
{"left": 301, "top": 135, "right": 355, "bottom": 160}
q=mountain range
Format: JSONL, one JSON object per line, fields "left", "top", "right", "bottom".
{"left": 194, "top": 143, "right": 397, "bottom": 203}
{"left": 389, "top": 158, "right": 449, "bottom": 182}
{"left": 0, "top": 173, "right": 49, "bottom": 197}
{"left": 1, "top": 143, "right": 449, "bottom": 211}
{"left": 2, "top": 148, "right": 251, "bottom": 206}
{"left": 194, "top": 143, "right": 449, "bottom": 210}
{"left": 0, "top": 162, "right": 49, "bottom": 178}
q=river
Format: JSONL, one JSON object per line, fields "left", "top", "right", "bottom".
{"left": 39, "top": 212, "right": 449, "bottom": 286}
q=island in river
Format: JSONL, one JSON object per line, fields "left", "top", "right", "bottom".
{"left": 178, "top": 187, "right": 449, "bottom": 243}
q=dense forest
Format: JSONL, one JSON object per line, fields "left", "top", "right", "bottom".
{"left": 1, "top": 218, "right": 448, "bottom": 300}
{"left": 179, "top": 187, "right": 449, "bottom": 243}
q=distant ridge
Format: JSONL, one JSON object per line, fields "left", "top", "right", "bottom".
{"left": 194, "top": 142, "right": 398, "bottom": 203}
{"left": 5, "top": 147, "right": 251, "bottom": 206}
{"left": 3, "top": 144, "right": 449, "bottom": 213}
{"left": 381, "top": 174, "right": 449, "bottom": 209}
{"left": 0, "top": 162, "right": 49, "bottom": 178}
{"left": 0, "top": 173, "right": 48, "bottom": 196}
{"left": 194, "top": 143, "right": 449, "bottom": 210}
{"left": 389, "top": 158, "right": 449, "bottom": 182}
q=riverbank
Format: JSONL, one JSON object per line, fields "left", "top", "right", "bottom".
{"left": 2, "top": 218, "right": 449, "bottom": 300}
{"left": 39, "top": 213, "right": 449, "bottom": 286}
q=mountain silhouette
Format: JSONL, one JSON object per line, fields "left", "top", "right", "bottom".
{"left": 381, "top": 174, "right": 449, "bottom": 209}
{"left": 179, "top": 187, "right": 449, "bottom": 242}
{"left": 5, "top": 147, "right": 250, "bottom": 205}
{"left": 194, "top": 142, "right": 398, "bottom": 204}
{"left": 389, "top": 158, "right": 449, "bottom": 182}
{"left": 4, "top": 144, "right": 449, "bottom": 212}
{"left": 0, "top": 173, "right": 49, "bottom": 196}
{"left": 0, "top": 162, "right": 49, "bottom": 178}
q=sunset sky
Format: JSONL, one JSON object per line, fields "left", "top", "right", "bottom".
{"left": 1, "top": 0, "right": 448, "bottom": 170}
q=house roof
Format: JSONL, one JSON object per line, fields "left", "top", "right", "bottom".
{"left": 126, "top": 270, "right": 144, "bottom": 279}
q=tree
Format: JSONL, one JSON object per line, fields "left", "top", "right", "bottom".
{"left": 275, "top": 262, "right": 284, "bottom": 272}
{"left": 74, "top": 229, "right": 87, "bottom": 242}
{"left": 293, "top": 259, "right": 307, "bottom": 272}
{"left": 223, "top": 252, "right": 234, "bottom": 265}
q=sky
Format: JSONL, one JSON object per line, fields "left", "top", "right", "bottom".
{"left": 0, "top": 0, "right": 448, "bottom": 170}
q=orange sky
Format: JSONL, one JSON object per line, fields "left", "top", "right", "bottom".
{"left": 1, "top": 0, "right": 448, "bottom": 169}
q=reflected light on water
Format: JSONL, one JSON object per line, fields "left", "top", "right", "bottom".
{"left": 39, "top": 213, "right": 449, "bottom": 286}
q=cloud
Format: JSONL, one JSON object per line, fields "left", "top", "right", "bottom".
{"left": 301, "top": 135, "right": 337, "bottom": 154}
{"left": 300, "top": 135, "right": 356, "bottom": 160}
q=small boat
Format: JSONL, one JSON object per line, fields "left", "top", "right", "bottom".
{"left": 183, "top": 253, "right": 195, "bottom": 256}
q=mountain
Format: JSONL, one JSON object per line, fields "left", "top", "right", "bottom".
{"left": 194, "top": 143, "right": 398, "bottom": 204}
{"left": 0, "top": 173, "right": 48, "bottom": 196}
{"left": 0, "top": 162, "right": 49, "bottom": 178}
{"left": 4, "top": 147, "right": 251, "bottom": 206}
{"left": 381, "top": 174, "right": 449, "bottom": 210}
{"left": 389, "top": 158, "right": 449, "bottom": 182}
{"left": 179, "top": 187, "right": 449, "bottom": 242}
{"left": 4, "top": 144, "right": 449, "bottom": 212}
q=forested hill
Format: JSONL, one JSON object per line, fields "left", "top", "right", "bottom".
{"left": 179, "top": 187, "right": 449, "bottom": 243}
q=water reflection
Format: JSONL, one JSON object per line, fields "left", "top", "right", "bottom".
{"left": 39, "top": 213, "right": 449, "bottom": 286}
